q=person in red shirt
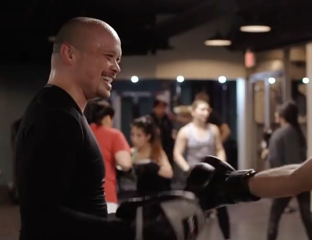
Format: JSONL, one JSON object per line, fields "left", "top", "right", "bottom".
{"left": 85, "top": 100, "right": 132, "bottom": 213}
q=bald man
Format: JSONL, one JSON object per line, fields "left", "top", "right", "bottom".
{"left": 15, "top": 18, "right": 205, "bottom": 240}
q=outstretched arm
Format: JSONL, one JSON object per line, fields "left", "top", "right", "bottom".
{"left": 249, "top": 159, "right": 312, "bottom": 198}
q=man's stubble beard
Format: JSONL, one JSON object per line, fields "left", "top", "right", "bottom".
{"left": 96, "top": 86, "right": 111, "bottom": 99}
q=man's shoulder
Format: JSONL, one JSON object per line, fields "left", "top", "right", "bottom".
{"left": 26, "top": 86, "right": 82, "bottom": 123}
{"left": 22, "top": 103, "right": 82, "bottom": 136}
{"left": 25, "top": 104, "right": 81, "bottom": 125}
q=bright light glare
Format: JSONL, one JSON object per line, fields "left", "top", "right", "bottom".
{"left": 131, "top": 76, "right": 139, "bottom": 83}
{"left": 240, "top": 25, "right": 271, "bottom": 33}
{"left": 268, "top": 77, "right": 275, "bottom": 84}
{"left": 176, "top": 76, "right": 184, "bottom": 83}
{"left": 204, "top": 39, "right": 232, "bottom": 46}
{"left": 218, "top": 76, "right": 227, "bottom": 83}
{"left": 302, "top": 77, "right": 309, "bottom": 84}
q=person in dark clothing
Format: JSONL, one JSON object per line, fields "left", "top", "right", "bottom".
{"left": 15, "top": 17, "right": 204, "bottom": 240}
{"left": 149, "top": 99, "right": 175, "bottom": 166}
{"left": 149, "top": 99, "right": 175, "bottom": 192}
{"left": 131, "top": 116, "right": 173, "bottom": 196}
{"left": 266, "top": 101, "right": 312, "bottom": 240}
{"left": 206, "top": 110, "right": 223, "bottom": 125}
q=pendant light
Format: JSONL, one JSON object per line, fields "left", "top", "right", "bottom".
{"left": 204, "top": 33, "right": 231, "bottom": 46}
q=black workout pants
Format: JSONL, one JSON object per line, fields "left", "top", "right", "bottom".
{"left": 217, "top": 207, "right": 230, "bottom": 239}
{"left": 267, "top": 191, "right": 312, "bottom": 240}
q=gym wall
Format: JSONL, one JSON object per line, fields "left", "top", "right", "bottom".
{"left": 0, "top": 64, "right": 50, "bottom": 184}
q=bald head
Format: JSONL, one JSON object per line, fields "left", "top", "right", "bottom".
{"left": 53, "top": 17, "right": 119, "bottom": 54}
{"left": 49, "top": 17, "right": 122, "bottom": 101}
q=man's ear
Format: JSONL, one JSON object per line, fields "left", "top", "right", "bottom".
{"left": 60, "top": 43, "right": 77, "bottom": 66}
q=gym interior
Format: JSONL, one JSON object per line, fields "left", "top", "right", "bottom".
{"left": 1, "top": 1, "right": 312, "bottom": 240}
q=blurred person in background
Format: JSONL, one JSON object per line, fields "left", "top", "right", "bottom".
{"left": 130, "top": 116, "right": 173, "bottom": 197}
{"left": 85, "top": 99, "right": 132, "bottom": 213}
{"left": 172, "top": 91, "right": 232, "bottom": 218}
{"left": 173, "top": 99, "right": 231, "bottom": 240}
{"left": 149, "top": 97, "right": 175, "bottom": 188}
{"left": 194, "top": 92, "right": 231, "bottom": 142}
{"left": 259, "top": 127, "right": 297, "bottom": 214}
{"left": 296, "top": 83, "right": 307, "bottom": 123}
{"left": 266, "top": 101, "right": 312, "bottom": 240}
{"left": 149, "top": 98, "right": 175, "bottom": 166}
{"left": 173, "top": 91, "right": 231, "bottom": 142}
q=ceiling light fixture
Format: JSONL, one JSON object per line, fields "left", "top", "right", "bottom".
{"left": 218, "top": 76, "right": 227, "bottom": 83}
{"left": 268, "top": 77, "right": 276, "bottom": 84}
{"left": 240, "top": 25, "right": 271, "bottom": 33}
{"left": 131, "top": 76, "right": 139, "bottom": 83}
{"left": 176, "top": 76, "right": 184, "bottom": 83}
{"left": 302, "top": 77, "right": 309, "bottom": 84}
{"left": 204, "top": 33, "right": 231, "bottom": 47}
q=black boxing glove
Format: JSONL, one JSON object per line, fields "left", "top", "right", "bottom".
{"left": 185, "top": 163, "right": 215, "bottom": 192}
{"left": 185, "top": 156, "right": 260, "bottom": 210}
{"left": 116, "top": 191, "right": 206, "bottom": 240}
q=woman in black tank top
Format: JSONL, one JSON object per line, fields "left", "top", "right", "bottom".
{"left": 130, "top": 116, "right": 173, "bottom": 197}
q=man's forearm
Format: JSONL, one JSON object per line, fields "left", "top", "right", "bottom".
{"left": 248, "top": 163, "right": 309, "bottom": 198}
{"left": 59, "top": 207, "right": 133, "bottom": 239}
{"left": 30, "top": 206, "right": 133, "bottom": 240}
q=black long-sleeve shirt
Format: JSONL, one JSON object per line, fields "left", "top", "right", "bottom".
{"left": 268, "top": 125, "right": 306, "bottom": 168}
{"left": 16, "top": 84, "right": 133, "bottom": 240}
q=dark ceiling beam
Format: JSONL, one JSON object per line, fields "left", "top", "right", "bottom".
{"left": 153, "top": 0, "right": 312, "bottom": 40}
{"left": 228, "top": 26, "right": 312, "bottom": 52}
{"left": 254, "top": 34, "right": 312, "bottom": 52}
{"left": 236, "top": 0, "right": 312, "bottom": 10}
{"left": 154, "top": 0, "right": 239, "bottom": 39}
{"left": 154, "top": 0, "right": 203, "bottom": 14}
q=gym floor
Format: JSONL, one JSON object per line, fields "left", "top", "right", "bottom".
{"left": 0, "top": 199, "right": 309, "bottom": 240}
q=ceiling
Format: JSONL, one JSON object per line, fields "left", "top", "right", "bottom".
{"left": 0, "top": 0, "right": 312, "bottom": 63}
